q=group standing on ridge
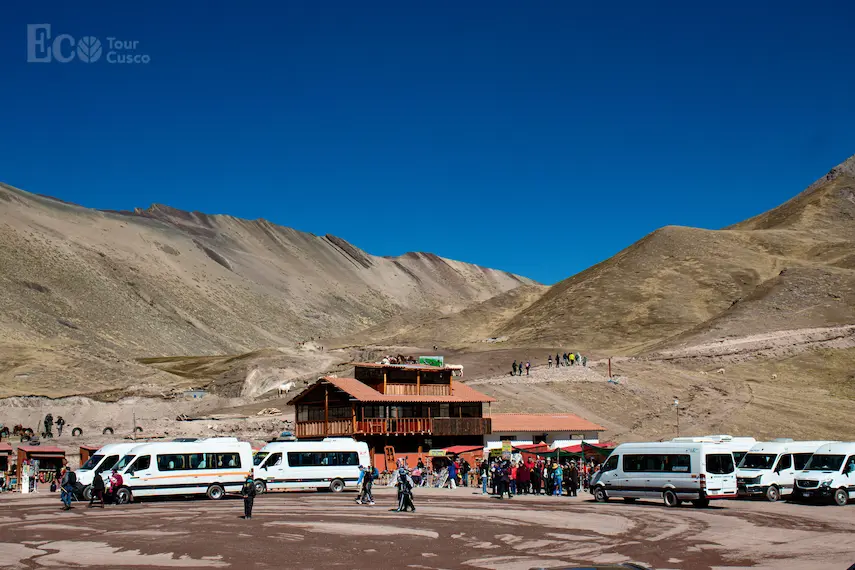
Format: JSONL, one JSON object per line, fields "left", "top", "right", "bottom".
{"left": 514, "top": 352, "right": 587, "bottom": 375}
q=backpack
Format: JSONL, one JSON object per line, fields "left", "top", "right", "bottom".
{"left": 371, "top": 466, "right": 379, "bottom": 480}
{"left": 67, "top": 471, "right": 76, "bottom": 486}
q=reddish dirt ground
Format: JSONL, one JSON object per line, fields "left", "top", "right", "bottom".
{"left": 1, "top": 487, "right": 853, "bottom": 569}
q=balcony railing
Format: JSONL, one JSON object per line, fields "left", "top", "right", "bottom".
{"left": 383, "top": 384, "right": 451, "bottom": 396}
{"left": 294, "top": 416, "right": 491, "bottom": 438}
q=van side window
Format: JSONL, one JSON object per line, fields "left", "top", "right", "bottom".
{"left": 602, "top": 455, "right": 619, "bottom": 472}
{"left": 130, "top": 455, "right": 150, "bottom": 472}
{"left": 264, "top": 453, "right": 282, "bottom": 467}
{"left": 775, "top": 454, "right": 792, "bottom": 471}
{"left": 623, "top": 454, "right": 691, "bottom": 473}
{"left": 287, "top": 451, "right": 359, "bottom": 467}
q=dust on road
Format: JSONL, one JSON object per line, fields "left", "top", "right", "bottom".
{"left": 1, "top": 488, "right": 853, "bottom": 569}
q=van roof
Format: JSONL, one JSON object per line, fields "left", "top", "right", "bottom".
{"left": 747, "top": 441, "right": 837, "bottom": 453}
{"left": 811, "top": 442, "right": 855, "bottom": 454}
{"left": 95, "top": 443, "right": 140, "bottom": 454}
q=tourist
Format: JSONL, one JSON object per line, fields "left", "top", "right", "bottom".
{"left": 60, "top": 466, "right": 75, "bottom": 510}
{"left": 446, "top": 459, "right": 457, "bottom": 489}
{"left": 512, "top": 361, "right": 518, "bottom": 376}
{"left": 552, "top": 462, "right": 563, "bottom": 496}
{"left": 509, "top": 462, "right": 517, "bottom": 495}
{"left": 241, "top": 474, "right": 256, "bottom": 519}
{"left": 43, "top": 413, "right": 53, "bottom": 438}
{"left": 89, "top": 472, "right": 105, "bottom": 508}
{"left": 55, "top": 416, "right": 65, "bottom": 437}
{"left": 555, "top": 353, "right": 561, "bottom": 368}
{"left": 547, "top": 355, "right": 552, "bottom": 368}
{"left": 525, "top": 361, "right": 530, "bottom": 375}
{"left": 108, "top": 469, "right": 123, "bottom": 504}
{"left": 394, "top": 464, "right": 416, "bottom": 512}
{"left": 480, "top": 460, "right": 489, "bottom": 495}
{"left": 568, "top": 462, "right": 579, "bottom": 497}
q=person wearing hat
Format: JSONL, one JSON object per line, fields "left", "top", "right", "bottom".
{"left": 241, "top": 474, "right": 256, "bottom": 519}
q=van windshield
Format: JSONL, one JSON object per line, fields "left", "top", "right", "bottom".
{"left": 804, "top": 454, "right": 844, "bottom": 471}
{"left": 253, "top": 452, "right": 268, "bottom": 466}
{"left": 80, "top": 454, "right": 103, "bottom": 471}
{"left": 739, "top": 453, "right": 777, "bottom": 469}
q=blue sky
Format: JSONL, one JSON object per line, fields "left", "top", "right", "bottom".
{"left": 1, "top": 1, "right": 854, "bottom": 285}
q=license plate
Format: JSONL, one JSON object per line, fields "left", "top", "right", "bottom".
{"left": 803, "top": 491, "right": 811, "bottom": 497}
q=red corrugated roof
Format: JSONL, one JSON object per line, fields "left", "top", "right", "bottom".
{"left": 18, "top": 445, "right": 65, "bottom": 454}
{"left": 291, "top": 377, "right": 495, "bottom": 404}
{"left": 490, "top": 414, "right": 605, "bottom": 433}
{"left": 0, "top": 442, "right": 13, "bottom": 453}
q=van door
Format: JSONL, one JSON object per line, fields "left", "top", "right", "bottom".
{"left": 705, "top": 453, "right": 736, "bottom": 497}
{"left": 774, "top": 453, "right": 794, "bottom": 495}
{"left": 125, "top": 455, "right": 153, "bottom": 495}
{"left": 261, "top": 452, "right": 283, "bottom": 490}
{"left": 596, "top": 455, "right": 622, "bottom": 496}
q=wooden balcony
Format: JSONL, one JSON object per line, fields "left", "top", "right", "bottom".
{"left": 383, "top": 384, "right": 451, "bottom": 396}
{"left": 295, "top": 416, "right": 491, "bottom": 438}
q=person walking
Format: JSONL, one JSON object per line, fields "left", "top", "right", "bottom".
{"left": 480, "top": 460, "right": 489, "bottom": 495}
{"left": 88, "top": 472, "right": 105, "bottom": 508}
{"left": 525, "top": 361, "right": 530, "bottom": 375}
{"left": 556, "top": 353, "right": 561, "bottom": 368}
{"left": 511, "top": 361, "right": 518, "bottom": 376}
{"left": 55, "top": 416, "right": 65, "bottom": 437}
{"left": 60, "top": 466, "right": 75, "bottom": 510}
{"left": 241, "top": 474, "right": 256, "bottom": 519}
{"left": 547, "top": 355, "right": 552, "bottom": 369}
{"left": 446, "top": 460, "right": 457, "bottom": 489}
{"left": 461, "top": 459, "right": 470, "bottom": 487}
{"left": 108, "top": 469, "right": 124, "bottom": 504}
{"left": 395, "top": 465, "right": 416, "bottom": 512}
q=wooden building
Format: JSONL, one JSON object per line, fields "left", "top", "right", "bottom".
{"left": 288, "top": 363, "right": 495, "bottom": 454}
{"left": 16, "top": 445, "right": 65, "bottom": 487}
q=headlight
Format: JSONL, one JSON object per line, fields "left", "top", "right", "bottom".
{"left": 820, "top": 480, "right": 833, "bottom": 487}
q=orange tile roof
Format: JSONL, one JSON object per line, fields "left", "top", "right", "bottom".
{"left": 490, "top": 413, "right": 605, "bottom": 433}
{"left": 290, "top": 377, "right": 495, "bottom": 404}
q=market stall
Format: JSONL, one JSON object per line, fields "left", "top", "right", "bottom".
{"left": 17, "top": 445, "right": 66, "bottom": 490}
{"left": 0, "top": 443, "right": 12, "bottom": 491}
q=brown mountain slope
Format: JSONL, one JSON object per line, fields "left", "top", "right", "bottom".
{"left": 491, "top": 154, "right": 855, "bottom": 353}
{"left": 0, "top": 184, "right": 534, "bottom": 396}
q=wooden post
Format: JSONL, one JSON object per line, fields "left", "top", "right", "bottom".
{"left": 351, "top": 402, "right": 356, "bottom": 434}
{"left": 324, "top": 386, "right": 329, "bottom": 436}
{"left": 383, "top": 371, "right": 387, "bottom": 394}
{"left": 416, "top": 371, "right": 421, "bottom": 395}
{"left": 608, "top": 358, "right": 612, "bottom": 379}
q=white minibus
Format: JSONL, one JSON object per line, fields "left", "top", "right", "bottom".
{"left": 253, "top": 437, "right": 370, "bottom": 494}
{"left": 672, "top": 435, "right": 756, "bottom": 467}
{"left": 114, "top": 437, "right": 253, "bottom": 503}
{"left": 77, "top": 443, "right": 140, "bottom": 500}
{"left": 736, "top": 440, "right": 835, "bottom": 502}
{"left": 793, "top": 442, "right": 855, "bottom": 506}
{"left": 590, "top": 441, "right": 738, "bottom": 507}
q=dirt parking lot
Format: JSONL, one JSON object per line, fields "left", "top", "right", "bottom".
{"left": 1, "top": 487, "right": 853, "bottom": 570}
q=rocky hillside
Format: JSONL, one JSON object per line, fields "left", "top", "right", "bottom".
{"left": 0, "top": 184, "right": 534, "bottom": 396}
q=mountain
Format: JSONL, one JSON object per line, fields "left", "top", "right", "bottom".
{"left": 0, "top": 184, "right": 535, "bottom": 396}
{"left": 351, "top": 153, "right": 855, "bottom": 356}
{"left": 490, "top": 154, "right": 855, "bottom": 353}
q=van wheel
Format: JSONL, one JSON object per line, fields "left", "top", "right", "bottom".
{"left": 329, "top": 479, "right": 345, "bottom": 493}
{"left": 663, "top": 490, "right": 681, "bottom": 507}
{"left": 81, "top": 485, "right": 93, "bottom": 502}
{"left": 623, "top": 498, "right": 637, "bottom": 503}
{"left": 115, "top": 487, "right": 132, "bottom": 505}
{"left": 765, "top": 485, "right": 780, "bottom": 502}
{"left": 834, "top": 488, "right": 849, "bottom": 506}
{"left": 254, "top": 480, "right": 267, "bottom": 495}
{"left": 206, "top": 484, "right": 225, "bottom": 500}
{"left": 593, "top": 487, "right": 609, "bottom": 502}
{"left": 71, "top": 427, "right": 83, "bottom": 437}
{"left": 692, "top": 498, "right": 710, "bottom": 508}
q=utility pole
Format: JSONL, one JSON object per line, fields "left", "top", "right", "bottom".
{"left": 133, "top": 410, "right": 137, "bottom": 441}
{"left": 673, "top": 398, "right": 679, "bottom": 437}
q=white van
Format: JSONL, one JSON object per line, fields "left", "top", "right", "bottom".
{"left": 672, "top": 435, "right": 756, "bottom": 467}
{"left": 736, "top": 440, "right": 835, "bottom": 502}
{"left": 590, "top": 441, "right": 738, "bottom": 507}
{"left": 115, "top": 437, "right": 253, "bottom": 503}
{"left": 793, "top": 442, "right": 855, "bottom": 506}
{"left": 252, "top": 437, "right": 370, "bottom": 494}
{"left": 77, "top": 443, "right": 140, "bottom": 500}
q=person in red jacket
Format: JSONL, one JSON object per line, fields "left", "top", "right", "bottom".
{"left": 107, "top": 469, "right": 124, "bottom": 504}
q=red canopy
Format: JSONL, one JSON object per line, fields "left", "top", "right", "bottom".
{"left": 512, "top": 443, "right": 551, "bottom": 451}
{"left": 441, "top": 445, "right": 484, "bottom": 455}
{"left": 0, "top": 442, "right": 12, "bottom": 454}
{"left": 18, "top": 445, "right": 64, "bottom": 454}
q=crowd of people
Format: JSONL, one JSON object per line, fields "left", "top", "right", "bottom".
{"left": 511, "top": 352, "right": 588, "bottom": 376}
{"left": 479, "top": 457, "right": 600, "bottom": 498}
